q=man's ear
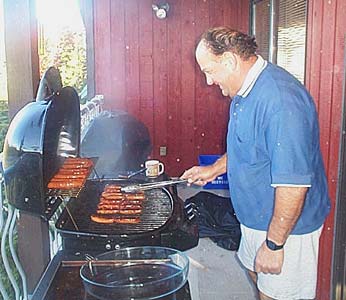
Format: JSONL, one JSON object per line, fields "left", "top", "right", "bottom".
{"left": 221, "top": 52, "right": 237, "bottom": 70}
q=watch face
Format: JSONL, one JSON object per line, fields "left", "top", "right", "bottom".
{"left": 266, "top": 240, "right": 276, "bottom": 250}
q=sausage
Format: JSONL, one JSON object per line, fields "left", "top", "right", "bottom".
{"left": 60, "top": 164, "right": 91, "bottom": 170}
{"left": 101, "top": 192, "right": 123, "bottom": 197}
{"left": 99, "top": 198, "right": 142, "bottom": 205}
{"left": 101, "top": 196, "right": 145, "bottom": 201}
{"left": 56, "top": 168, "right": 89, "bottom": 175}
{"left": 90, "top": 215, "right": 114, "bottom": 224}
{"left": 101, "top": 193, "right": 145, "bottom": 199}
{"left": 53, "top": 174, "right": 86, "bottom": 180}
{"left": 90, "top": 215, "right": 140, "bottom": 224}
{"left": 102, "top": 194, "right": 145, "bottom": 200}
{"left": 48, "top": 179, "right": 84, "bottom": 189}
{"left": 104, "top": 185, "right": 122, "bottom": 191}
{"left": 102, "top": 189, "right": 122, "bottom": 194}
{"left": 98, "top": 198, "right": 142, "bottom": 205}
{"left": 124, "top": 194, "right": 145, "bottom": 200}
{"left": 105, "top": 184, "right": 122, "bottom": 188}
{"left": 49, "top": 177, "right": 84, "bottom": 183}
{"left": 114, "top": 217, "right": 141, "bottom": 224}
{"left": 65, "top": 157, "right": 91, "bottom": 162}
{"left": 64, "top": 158, "right": 93, "bottom": 166}
{"left": 96, "top": 209, "right": 142, "bottom": 215}
{"left": 100, "top": 194, "right": 124, "bottom": 200}
{"left": 97, "top": 204, "right": 142, "bottom": 210}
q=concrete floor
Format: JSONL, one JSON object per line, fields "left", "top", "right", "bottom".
{"left": 177, "top": 185, "right": 257, "bottom": 300}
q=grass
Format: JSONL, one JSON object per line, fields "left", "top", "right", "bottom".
{"left": 0, "top": 229, "right": 20, "bottom": 300}
{"left": 0, "top": 100, "right": 9, "bottom": 151}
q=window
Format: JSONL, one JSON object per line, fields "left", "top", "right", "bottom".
{"left": 36, "top": 0, "right": 87, "bottom": 101}
{"left": 251, "top": 0, "right": 307, "bottom": 83}
{"left": 252, "top": 0, "right": 270, "bottom": 60}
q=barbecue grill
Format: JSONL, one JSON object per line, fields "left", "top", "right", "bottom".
{"left": 2, "top": 85, "right": 197, "bottom": 299}
{"left": 55, "top": 178, "right": 198, "bottom": 253}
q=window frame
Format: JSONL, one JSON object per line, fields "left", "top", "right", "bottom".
{"left": 250, "top": 0, "right": 307, "bottom": 83}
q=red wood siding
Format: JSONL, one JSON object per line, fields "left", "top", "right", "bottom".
{"left": 305, "top": 0, "right": 346, "bottom": 299}
{"left": 93, "top": 0, "right": 249, "bottom": 176}
{"left": 94, "top": 1, "right": 112, "bottom": 107}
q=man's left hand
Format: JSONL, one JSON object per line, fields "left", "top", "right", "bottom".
{"left": 255, "top": 241, "right": 284, "bottom": 274}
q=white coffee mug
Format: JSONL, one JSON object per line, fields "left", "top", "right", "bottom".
{"left": 145, "top": 160, "right": 164, "bottom": 178}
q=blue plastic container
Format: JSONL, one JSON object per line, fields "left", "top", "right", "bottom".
{"left": 198, "top": 155, "right": 229, "bottom": 189}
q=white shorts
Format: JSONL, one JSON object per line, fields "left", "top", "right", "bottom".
{"left": 237, "top": 224, "right": 323, "bottom": 300}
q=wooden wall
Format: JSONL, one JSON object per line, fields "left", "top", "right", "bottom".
{"left": 93, "top": 0, "right": 250, "bottom": 176}
{"left": 305, "top": 0, "right": 346, "bottom": 299}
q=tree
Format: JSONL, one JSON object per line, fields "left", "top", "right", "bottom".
{"left": 40, "top": 28, "right": 87, "bottom": 94}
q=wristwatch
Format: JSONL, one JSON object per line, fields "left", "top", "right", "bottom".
{"left": 265, "top": 238, "right": 284, "bottom": 251}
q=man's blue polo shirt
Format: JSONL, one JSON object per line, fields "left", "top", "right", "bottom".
{"left": 227, "top": 62, "right": 331, "bottom": 234}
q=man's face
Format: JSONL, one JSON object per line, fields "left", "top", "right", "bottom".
{"left": 195, "top": 41, "right": 236, "bottom": 98}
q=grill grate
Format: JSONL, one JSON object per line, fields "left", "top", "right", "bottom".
{"left": 45, "top": 158, "right": 99, "bottom": 199}
{"left": 47, "top": 188, "right": 82, "bottom": 199}
{"left": 55, "top": 179, "right": 173, "bottom": 235}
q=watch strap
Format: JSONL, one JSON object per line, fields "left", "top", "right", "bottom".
{"left": 265, "top": 238, "right": 284, "bottom": 251}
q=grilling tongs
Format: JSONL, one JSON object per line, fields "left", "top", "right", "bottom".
{"left": 121, "top": 179, "right": 188, "bottom": 193}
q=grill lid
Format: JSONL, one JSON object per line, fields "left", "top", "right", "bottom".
{"left": 2, "top": 86, "right": 80, "bottom": 218}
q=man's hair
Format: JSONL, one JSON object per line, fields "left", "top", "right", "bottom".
{"left": 199, "top": 27, "right": 257, "bottom": 60}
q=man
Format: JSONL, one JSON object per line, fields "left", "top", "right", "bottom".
{"left": 181, "top": 27, "right": 330, "bottom": 300}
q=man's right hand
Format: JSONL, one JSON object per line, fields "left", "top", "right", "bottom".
{"left": 181, "top": 154, "right": 227, "bottom": 186}
{"left": 181, "top": 165, "right": 218, "bottom": 186}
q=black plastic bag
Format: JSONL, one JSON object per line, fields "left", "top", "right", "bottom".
{"left": 185, "top": 191, "right": 241, "bottom": 251}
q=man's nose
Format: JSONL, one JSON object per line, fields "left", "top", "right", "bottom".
{"left": 206, "top": 74, "right": 213, "bottom": 85}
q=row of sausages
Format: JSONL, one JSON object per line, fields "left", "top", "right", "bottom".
{"left": 47, "top": 158, "right": 94, "bottom": 190}
{"left": 90, "top": 184, "right": 145, "bottom": 224}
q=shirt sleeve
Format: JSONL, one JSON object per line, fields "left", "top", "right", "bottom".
{"left": 265, "top": 106, "right": 314, "bottom": 186}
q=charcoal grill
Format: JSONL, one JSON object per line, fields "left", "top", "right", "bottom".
{"left": 56, "top": 178, "right": 198, "bottom": 253}
{"left": 2, "top": 84, "right": 197, "bottom": 299}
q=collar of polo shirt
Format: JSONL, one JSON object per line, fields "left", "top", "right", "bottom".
{"left": 237, "top": 55, "right": 267, "bottom": 98}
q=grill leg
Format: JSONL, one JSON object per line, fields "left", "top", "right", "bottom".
{"left": 17, "top": 212, "right": 50, "bottom": 293}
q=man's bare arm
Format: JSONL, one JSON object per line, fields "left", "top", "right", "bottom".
{"left": 255, "top": 186, "right": 307, "bottom": 274}
{"left": 268, "top": 186, "right": 307, "bottom": 244}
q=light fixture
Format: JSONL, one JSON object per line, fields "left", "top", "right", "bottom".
{"left": 152, "top": 3, "right": 170, "bottom": 19}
